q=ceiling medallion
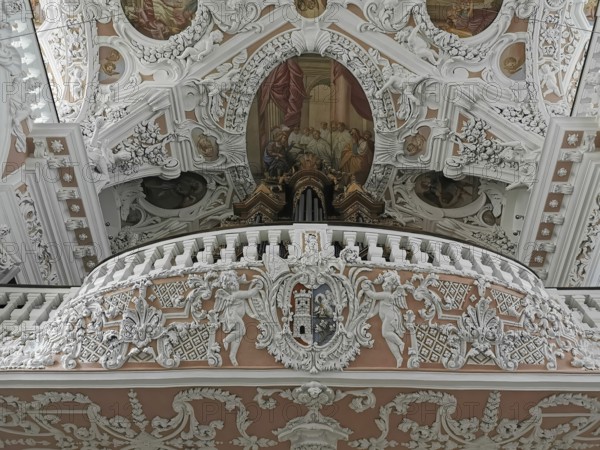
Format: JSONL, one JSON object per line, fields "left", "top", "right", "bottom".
{"left": 295, "top": 0, "right": 328, "bottom": 18}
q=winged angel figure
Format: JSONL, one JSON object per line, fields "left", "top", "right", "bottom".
{"left": 360, "top": 271, "right": 414, "bottom": 367}
{"left": 213, "top": 271, "right": 263, "bottom": 366}
{"left": 375, "top": 63, "right": 426, "bottom": 121}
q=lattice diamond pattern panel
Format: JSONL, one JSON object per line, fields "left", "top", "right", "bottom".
{"left": 152, "top": 281, "right": 187, "bottom": 307}
{"left": 172, "top": 324, "right": 210, "bottom": 361}
{"left": 491, "top": 289, "right": 522, "bottom": 316}
{"left": 130, "top": 352, "right": 155, "bottom": 362}
{"left": 415, "top": 324, "right": 456, "bottom": 364}
{"left": 507, "top": 334, "right": 546, "bottom": 365}
{"left": 438, "top": 281, "right": 471, "bottom": 309}
{"left": 467, "top": 352, "right": 494, "bottom": 365}
{"left": 103, "top": 291, "right": 133, "bottom": 315}
{"left": 79, "top": 334, "right": 109, "bottom": 363}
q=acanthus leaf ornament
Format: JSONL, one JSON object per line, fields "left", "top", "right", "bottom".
{"left": 0, "top": 225, "right": 598, "bottom": 374}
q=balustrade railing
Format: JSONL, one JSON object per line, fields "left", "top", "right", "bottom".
{"left": 79, "top": 224, "right": 545, "bottom": 297}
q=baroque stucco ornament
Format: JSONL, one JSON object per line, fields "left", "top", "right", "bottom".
{"left": 0, "top": 383, "right": 598, "bottom": 449}
{"left": 0, "top": 226, "right": 598, "bottom": 373}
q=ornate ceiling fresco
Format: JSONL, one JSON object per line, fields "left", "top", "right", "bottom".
{"left": 3, "top": 2, "right": 600, "bottom": 444}
{"left": 0, "top": 0, "right": 599, "bottom": 281}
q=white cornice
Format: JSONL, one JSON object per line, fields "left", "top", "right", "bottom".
{"left": 0, "top": 369, "right": 599, "bottom": 391}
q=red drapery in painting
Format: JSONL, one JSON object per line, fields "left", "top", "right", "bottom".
{"left": 332, "top": 62, "right": 372, "bottom": 121}
{"left": 258, "top": 59, "right": 306, "bottom": 149}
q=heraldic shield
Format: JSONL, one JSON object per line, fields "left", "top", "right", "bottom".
{"left": 291, "top": 283, "right": 336, "bottom": 346}
{"left": 259, "top": 228, "right": 373, "bottom": 373}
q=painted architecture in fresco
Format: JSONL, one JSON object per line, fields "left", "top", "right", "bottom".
{"left": 247, "top": 55, "right": 374, "bottom": 185}
{"left": 120, "top": 0, "right": 198, "bottom": 40}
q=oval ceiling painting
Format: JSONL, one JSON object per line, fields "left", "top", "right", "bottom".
{"left": 426, "top": 0, "right": 503, "bottom": 38}
{"left": 415, "top": 171, "right": 481, "bottom": 209}
{"left": 120, "top": 0, "right": 198, "bottom": 40}
{"left": 142, "top": 172, "right": 207, "bottom": 210}
{"left": 246, "top": 55, "right": 375, "bottom": 185}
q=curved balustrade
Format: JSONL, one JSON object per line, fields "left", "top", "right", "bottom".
{"left": 0, "top": 224, "right": 599, "bottom": 373}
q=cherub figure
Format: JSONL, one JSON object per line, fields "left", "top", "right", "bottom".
{"left": 178, "top": 30, "right": 224, "bottom": 63}
{"left": 213, "top": 271, "right": 262, "bottom": 366}
{"left": 361, "top": 271, "right": 411, "bottom": 367}
{"left": 376, "top": 64, "right": 425, "bottom": 120}
{"left": 396, "top": 23, "right": 439, "bottom": 65}
{"left": 540, "top": 64, "right": 561, "bottom": 97}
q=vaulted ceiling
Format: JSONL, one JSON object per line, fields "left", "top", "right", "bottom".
{"left": 2, "top": 0, "right": 600, "bottom": 286}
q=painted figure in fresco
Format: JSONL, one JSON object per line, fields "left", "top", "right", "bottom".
{"left": 437, "top": 0, "right": 501, "bottom": 36}
{"left": 361, "top": 271, "right": 409, "bottom": 367}
{"left": 195, "top": 135, "right": 218, "bottom": 161}
{"left": 307, "top": 130, "right": 332, "bottom": 167}
{"left": 332, "top": 122, "right": 353, "bottom": 168}
{"left": 213, "top": 271, "right": 262, "bottom": 366}
{"left": 340, "top": 128, "right": 372, "bottom": 182}
{"left": 320, "top": 122, "right": 331, "bottom": 144}
{"left": 143, "top": 174, "right": 206, "bottom": 209}
{"left": 416, "top": 172, "right": 478, "bottom": 209}
{"left": 263, "top": 132, "right": 291, "bottom": 177}
{"left": 123, "top": 0, "right": 198, "bottom": 40}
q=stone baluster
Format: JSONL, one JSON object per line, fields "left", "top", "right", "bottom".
{"left": 386, "top": 235, "right": 406, "bottom": 263}
{"left": 443, "top": 243, "right": 472, "bottom": 272}
{"left": 426, "top": 240, "right": 450, "bottom": 269}
{"left": 580, "top": 295, "right": 600, "bottom": 325}
{"left": 90, "top": 258, "right": 123, "bottom": 291}
{"left": 112, "top": 254, "right": 140, "bottom": 283}
{"left": 220, "top": 234, "right": 238, "bottom": 263}
{"left": 480, "top": 253, "right": 506, "bottom": 282}
{"left": 463, "top": 248, "right": 492, "bottom": 277}
{"left": 29, "top": 292, "right": 63, "bottom": 325}
{"left": 197, "top": 236, "right": 217, "bottom": 264}
{"left": 499, "top": 260, "right": 519, "bottom": 287}
{"left": 365, "top": 232, "right": 385, "bottom": 263}
{"left": 152, "top": 243, "right": 180, "bottom": 274}
{"left": 567, "top": 295, "right": 596, "bottom": 328}
{"left": 132, "top": 248, "right": 159, "bottom": 278}
{"left": 0, "top": 293, "right": 24, "bottom": 323}
{"left": 174, "top": 239, "right": 198, "bottom": 268}
{"left": 342, "top": 231, "right": 360, "bottom": 257}
{"left": 10, "top": 293, "right": 43, "bottom": 325}
{"left": 265, "top": 230, "right": 282, "bottom": 259}
{"left": 516, "top": 268, "right": 534, "bottom": 294}
{"left": 407, "top": 237, "right": 430, "bottom": 266}
{"left": 243, "top": 231, "right": 260, "bottom": 261}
